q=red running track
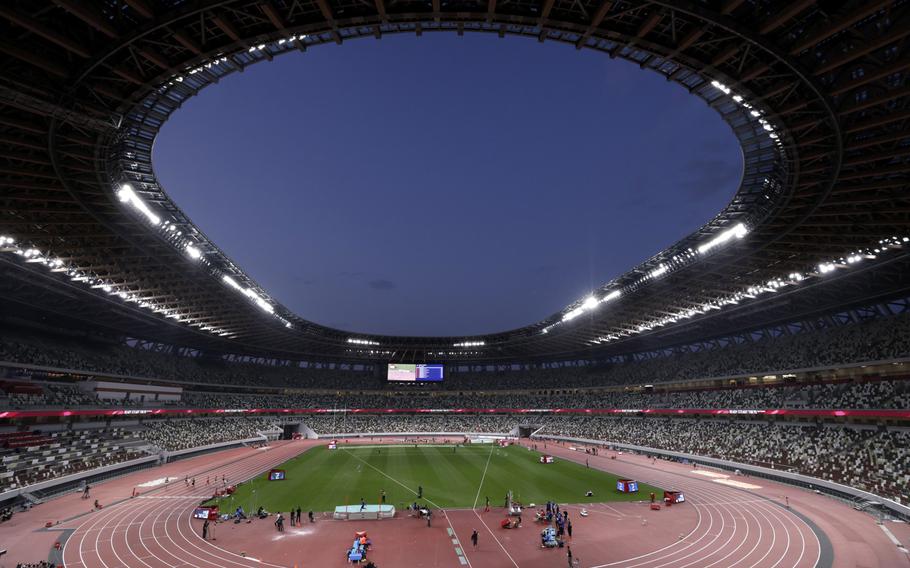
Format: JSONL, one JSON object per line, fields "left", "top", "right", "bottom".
{"left": 0, "top": 438, "right": 900, "bottom": 567}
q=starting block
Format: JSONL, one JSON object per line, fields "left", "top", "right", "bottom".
{"left": 650, "top": 503, "right": 661, "bottom": 511}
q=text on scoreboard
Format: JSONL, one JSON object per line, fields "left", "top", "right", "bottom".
{"left": 387, "top": 364, "right": 444, "bottom": 382}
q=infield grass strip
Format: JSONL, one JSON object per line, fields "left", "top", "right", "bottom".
{"left": 208, "top": 444, "right": 663, "bottom": 513}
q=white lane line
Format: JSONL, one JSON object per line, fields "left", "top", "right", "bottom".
{"left": 443, "top": 512, "right": 474, "bottom": 568}
{"left": 341, "top": 446, "right": 473, "bottom": 567}
{"left": 879, "top": 522, "right": 910, "bottom": 553}
{"left": 599, "top": 502, "right": 628, "bottom": 517}
{"left": 71, "top": 440, "right": 306, "bottom": 568}
{"left": 472, "top": 444, "right": 495, "bottom": 510}
{"left": 133, "top": 495, "right": 180, "bottom": 568}
{"left": 473, "top": 508, "right": 520, "bottom": 568}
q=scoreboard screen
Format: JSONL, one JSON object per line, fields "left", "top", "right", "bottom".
{"left": 387, "top": 364, "right": 444, "bottom": 382}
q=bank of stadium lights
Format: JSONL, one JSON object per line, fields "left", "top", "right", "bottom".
{"left": 454, "top": 341, "right": 485, "bottom": 347}
{"left": 586, "top": 236, "right": 909, "bottom": 346}
{"left": 248, "top": 34, "right": 308, "bottom": 53}
{"left": 117, "top": 184, "right": 160, "bottom": 226}
{"left": 697, "top": 223, "right": 748, "bottom": 255}
{"left": 710, "top": 81, "right": 782, "bottom": 146}
{"left": 432, "top": 351, "right": 483, "bottom": 356}
{"left": 184, "top": 243, "right": 201, "bottom": 260}
{"left": 347, "top": 338, "right": 380, "bottom": 346}
{"left": 0, "top": 233, "right": 232, "bottom": 336}
{"left": 552, "top": 224, "right": 750, "bottom": 336}
{"left": 346, "top": 348, "right": 393, "bottom": 356}
{"left": 222, "top": 275, "right": 275, "bottom": 314}
{"left": 114, "top": 182, "right": 293, "bottom": 329}
{"left": 561, "top": 290, "right": 621, "bottom": 324}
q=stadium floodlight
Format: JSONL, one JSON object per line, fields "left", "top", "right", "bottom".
{"left": 710, "top": 80, "right": 731, "bottom": 95}
{"left": 603, "top": 290, "right": 621, "bottom": 302}
{"left": 347, "top": 338, "right": 379, "bottom": 346}
{"left": 117, "top": 184, "right": 161, "bottom": 226}
{"left": 648, "top": 264, "right": 668, "bottom": 279}
{"left": 223, "top": 274, "right": 274, "bottom": 314}
{"left": 454, "top": 341, "right": 485, "bottom": 347}
{"left": 185, "top": 244, "right": 201, "bottom": 259}
{"left": 582, "top": 296, "right": 599, "bottom": 311}
{"left": 818, "top": 262, "right": 836, "bottom": 274}
{"left": 697, "top": 223, "right": 748, "bottom": 255}
{"left": 252, "top": 295, "right": 274, "bottom": 314}
{"left": 562, "top": 307, "right": 585, "bottom": 322}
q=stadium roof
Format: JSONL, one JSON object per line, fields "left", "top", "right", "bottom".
{"left": 0, "top": 0, "right": 908, "bottom": 363}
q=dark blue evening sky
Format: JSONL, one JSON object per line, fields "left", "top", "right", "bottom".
{"left": 154, "top": 34, "right": 741, "bottom": 337}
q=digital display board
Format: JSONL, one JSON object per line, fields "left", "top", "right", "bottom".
{"left": 387, "top": 364, "right": 444, "bottom": 382}
{"left": 193, "top": 507, "right": 218, "bottom": 520}
{"left": 268, "top": 469, "right": 286, "bottom": 481}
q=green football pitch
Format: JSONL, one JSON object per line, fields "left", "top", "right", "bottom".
{"left": 208, "top": 444, "right": 663, "bottom": 513}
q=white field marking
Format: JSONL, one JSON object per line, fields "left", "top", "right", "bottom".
{"left": 544, "top": 444, "right": 790, "bottom": 568}
{"left": 761, "top": 498, "right": 791, "bottom": 568}
{"left": 138, "top": 495, "right": 213, "bottom": 499}
{"left": 721, "top": 495, "right": 766, "bottom": 568}
{"left": 158, "top": 454, "right": 287, "bottom": 568}
{"left": 172, "top": 448, "right": 301, "bottom": 568}
{"left": 564, "top": 445, "right": 817, "bottom": 568}
{"left": 598, "top": 502, "right": 628, "bottom": 517}
{"left": 692, "top": 499, "right": 771, "bottom": 507}
{"left": 344, "top": 444, "right": 464, "bottom": 449}
{"left": 98, "top": 441, "right": 301, "bottom": 568}
{"left": 472, "top": 444, "right": 495, "bottom": 510}
{"left": 176, "top": 498, "right": 286, "bottom": 568}
{"left": 644, "top": 497, "right": 727, "bottom": 568}
{"left": 443, "top": 510, "right": 473, "bottom": 568}
{"left": 879, "top": 523, "right": 910, "bottom": 553}
{"left": 701, "top": 492, "right": 764, "bottom": 568}
{"left": 473, "top": 508, "right": 520, "bottom": 568}
{"left": 576, "top": 507, "right": 623, "bottom": 520}
{"left": 160, "top": 489, "right": 233, "bottom": 568}
{"left": 342, "top": 446, "right": 476, "bottom": 567}
{"left": 101, "top": 489, "right": 152, "bottom": 568}
{"left": 133, "top": 493, "right": 181, "bottom": 568}
{"left": 587, "top": 490, "right": 708, "bottom": 567}
{"left": 583, "top": 462, "right": 771, "bottom": 568}
{"left": 745, "top": 497, "right": 779, "bottom": 568}
{"left": 674, "top": 497, "right": 748, "bottom": 568}
{"left": 340, "top": 447, "right": 444, "bottom": 509}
